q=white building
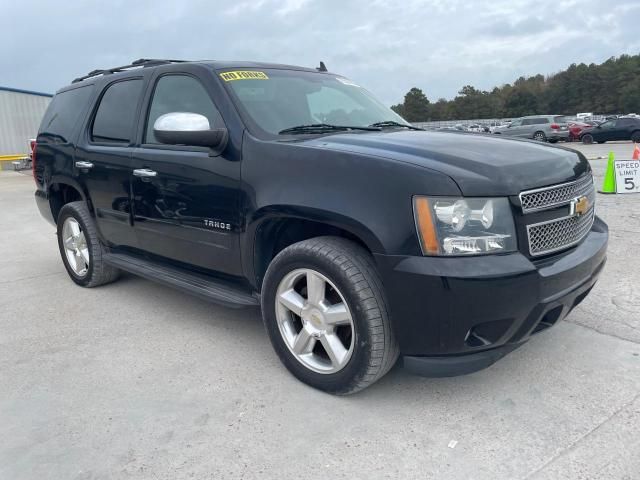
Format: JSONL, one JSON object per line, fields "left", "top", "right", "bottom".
{"left": 0, "top": 86, "right": 52, "bottom": 167}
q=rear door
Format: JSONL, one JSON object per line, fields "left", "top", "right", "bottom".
{"left": 616, "top": 118, "right": 636, "bottom": 140}
{"left": 130, "top": 72, "right": 242, "bottom": 276}
{"left": 35, "top": 84, "right": 95, "bottom": 189}
{"left": 74, "top": 78, "right": 145, "bottom": 248}
{"left": 525, "top": 117, "right": 548, "bottom": 138}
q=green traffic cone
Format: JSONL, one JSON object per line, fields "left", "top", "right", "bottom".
{"left": 598, "top": 151, "right": 616, "bottom": 194}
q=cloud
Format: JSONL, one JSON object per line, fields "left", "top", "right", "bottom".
{"left": 0, "top": 0, "right": 636, "bottom": 105}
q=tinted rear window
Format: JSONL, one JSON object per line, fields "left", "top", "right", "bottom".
{"left": 39, "top": 85, "right": 94, "bottom": 143}
{"left": 92, "top": 79, "right": 143, "bottom": 143}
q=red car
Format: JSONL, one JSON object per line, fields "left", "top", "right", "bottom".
{"left": 568, "top": 121, "right": 594, "bottom": 141}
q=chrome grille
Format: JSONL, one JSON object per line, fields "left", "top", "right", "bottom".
{"left": 526, "top": 207, "right": 595, "bottom": 256}
{"left": 520, "top": 174, "right": 594, "bottom": 213}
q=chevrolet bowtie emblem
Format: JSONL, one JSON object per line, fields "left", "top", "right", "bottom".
{"left": 570, "top": 196, "right": 589, "bottom": 216}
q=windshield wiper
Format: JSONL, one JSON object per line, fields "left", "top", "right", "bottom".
{"left": 369, "top": 120, "right": 423, "bottom": 130}
{"left": 278, "top": 123, "right": 381, "bottom": 135}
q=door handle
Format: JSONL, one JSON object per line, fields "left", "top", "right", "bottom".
{"left": 133, "top": 168, "right": 158, "bottom": 178}
{"left": 75, "top": 161, "right": 94, "bottom": 169}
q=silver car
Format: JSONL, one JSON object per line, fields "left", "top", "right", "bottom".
{"left": 493, "top": 115, "right": 569, "bottom": 143}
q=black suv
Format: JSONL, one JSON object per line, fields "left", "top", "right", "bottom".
{"left": 34, "top": 59, "right": 608, "bottom": 394}
{"left": 580, "top": 117, "right": 640, "bottom": 144}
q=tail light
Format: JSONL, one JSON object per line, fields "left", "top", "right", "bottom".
{"left": 31, "top": 141, "right": 38, "bottom": 183}
{"left": 550, "top": 123, "right": 560, "bottom": 130}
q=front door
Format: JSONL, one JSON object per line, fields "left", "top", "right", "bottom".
{"left": 504, "top": 118, "right": 524, "bottom": 137}
{"left": 130, "top": 73, "right": 242, "bottom": 276}
{"left": 593, "top": 120, "right": 616, "bottom": 141}
{"left": 74, "top": 78, "right": 145, "bottom": 248}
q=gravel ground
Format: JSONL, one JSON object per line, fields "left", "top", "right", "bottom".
{"left": 1, "top": 142, "right": 639, "bottom": 480}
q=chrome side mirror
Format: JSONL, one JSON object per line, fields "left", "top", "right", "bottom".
{"left": 155, "top": 112, "right": 210, "bottom": 132}
{"left": 153, "top": 112, "right": 228, "bottom": 152}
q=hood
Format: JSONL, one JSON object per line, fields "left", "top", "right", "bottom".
{"left": 305, "top": 130, "right": 590, "bottom": 196}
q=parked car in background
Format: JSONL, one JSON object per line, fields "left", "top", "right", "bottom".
{"left": 489, "top": 121, "right": 510, "bottom": 133}
{"left": 492, "top": 115, "right": 569, "bottom": 142}
{"left": 580, "top": 117, "right": 640, "bottom": 144}
{"left": 568, "top": 121, "right": 593, "bottom": 142}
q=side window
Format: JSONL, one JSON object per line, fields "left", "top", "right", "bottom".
{"left": 526, "top": 118, "right": 547, "bottom": 125}
{"left": 145, "top": 75, "right": 222, "bottom": 144}
{"left": 39, "top": 85, "right": 94, "bottom": 143}
{"left": 92, "top": 79, "right": 143, "bottom": 144}
{"left": 600, "top": 120, "right": 615, "bottom": 129}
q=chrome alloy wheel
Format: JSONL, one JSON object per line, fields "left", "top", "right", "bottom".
{"left": 62, "top": 217, "right": 89, "bottom": 277}
{"left": 275, "top": 268, "right": 355, "bottom": 374}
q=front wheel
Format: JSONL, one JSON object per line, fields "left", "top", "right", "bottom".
{"left": 582, "top": 134, "right": 594, "bottom": 144}
{"left": 261, "top": 237, "right": 399, "bottom": 394}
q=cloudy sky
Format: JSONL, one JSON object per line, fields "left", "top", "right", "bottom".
{"left": 1, "top": 0, "right": 638, "bottom": 105}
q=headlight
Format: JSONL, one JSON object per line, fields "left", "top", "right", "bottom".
{"left": 413, "top": 196, "right": 517, "bottom": 256}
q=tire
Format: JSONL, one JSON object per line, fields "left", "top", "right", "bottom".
{"left": 533, "top": 131, "right": 546, "bottom": 142}
{"left": 582, "top": 134, "right": 594, "bottom": 144}
{"left": 56, "top": 201, "right": 119, "bottom": 287}
{"left": 261, "top": 236, "right": 399, "bottom": 395}
{"left": 631, "top": 131, "right": 640, "bottom": 143}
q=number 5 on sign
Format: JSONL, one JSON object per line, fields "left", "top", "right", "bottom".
{"left": 614, "top": 160, "right": 640, "bottom": 194}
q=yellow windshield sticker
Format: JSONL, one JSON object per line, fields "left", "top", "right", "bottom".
{"left": 220, "top": 71, "right": 269, "bottom": 81}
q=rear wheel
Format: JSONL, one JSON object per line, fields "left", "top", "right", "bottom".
{"left": 533, "top": 131, "right": 546, "bottom": 142}
{"left": 582, "top": 134, "right": 594, "bottom": 144}
{"left": 57, "top": 201, "right": 119, "bottom": 287}
{"left": 261, "top": 237, "right": 399, "bottom": 394}
{"left": 631, "top": 131, "right": 640, "bottom": 143}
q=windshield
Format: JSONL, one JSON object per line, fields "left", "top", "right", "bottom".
{"left": 219, "top": 68, "right": 409, "bottom": 136}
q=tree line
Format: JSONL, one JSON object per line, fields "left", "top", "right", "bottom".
{"left": 391, "top": 54, "right": 640, "bottom": 121}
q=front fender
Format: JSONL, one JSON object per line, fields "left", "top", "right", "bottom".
{"left": 239, "top": 133, "right": 462, "bottom": 287}
{"left": 251, "top": 205, "right": 384, "bottom": 253}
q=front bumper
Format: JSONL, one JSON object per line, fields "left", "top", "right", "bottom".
{"left": 375, "top": 216, "right": 608, "bottom": 376}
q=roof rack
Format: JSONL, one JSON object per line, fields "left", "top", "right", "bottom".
{"left": 72, "top": 58, "right": 188, "bottom": 83}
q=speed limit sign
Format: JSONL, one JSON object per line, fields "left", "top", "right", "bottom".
{"left": 614, "top": 160, "right": 640, "bottom": 194}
